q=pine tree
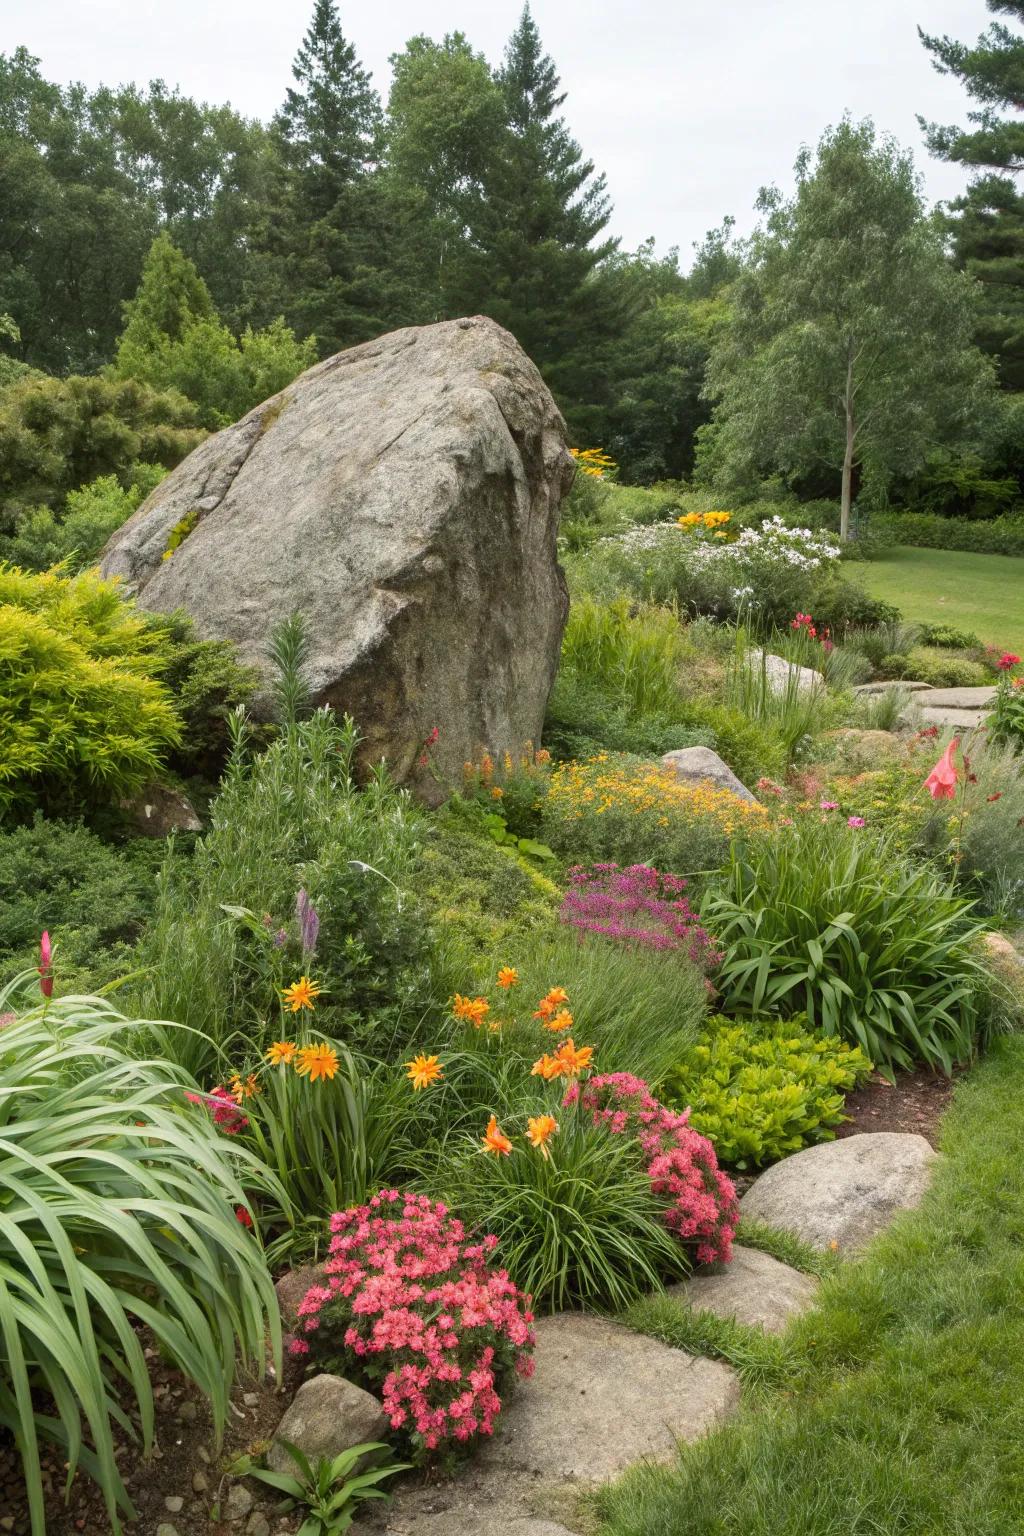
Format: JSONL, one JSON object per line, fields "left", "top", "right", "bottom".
{"left": 452, "top": 6, "right": 620, "bottom": 426}
{"left": 920, "top": 2, "right": 1024, "bottom": 389}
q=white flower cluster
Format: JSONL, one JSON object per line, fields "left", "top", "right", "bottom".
{"left": 603, "top": 515, "right": 840, "bottom": 575}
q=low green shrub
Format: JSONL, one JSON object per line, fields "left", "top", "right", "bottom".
{"left": 869, "top": 510, "right": 1024, "bottom": 557}
{"left": 0, "top": 563, "right": 181, "bottom": 813}
{"left": 665, "top": 1015, "right": 872, "bottom": 1169}
{"left": 702, "top": 819, "right": 994, "bottom": 1075}
{"left": 905, "top": 646, "right": 993, "bottom": 688}
{"left": 0, "top": 986, "right": 280, "bottom": 1536}
{"left": 919, "top": 623, "right": 982, "bottom": 649}
{"left": 0, "top": 463, "right": 167, "bottom": 573}
{"left": 143, "top": 608, "right": 261, "bottom": 776}
{"left": 0, "top": 816, "right": 159, "bottom": 993}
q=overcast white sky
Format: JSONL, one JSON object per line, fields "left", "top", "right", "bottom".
{"left": 3, "top": 0, "right": 988, "bottom": 267}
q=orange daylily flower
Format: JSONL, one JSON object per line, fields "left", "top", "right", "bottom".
{"left": 544, "top": 1008, "right": 574, "bottom": 1033}
{"left": 295, "top": 1043, "right": 339, "bottom": 1082}
{"left": 526, "top": 1114, "right": 558, "bottom": 1158}
{"left": 496, "top": 966, "right": 519, "bottom": 990}
{"left": 530, "top": 1052, "right": 566, "bottom": 1081}
{"left": 533, "top": 986, "right": 569, "bottom": 1020}
{"left": 555, "top": 1039, "right": 593, "bottom": 1077}
{"left": 452, "top": 993, "right": 490, "bottom": 1027}
{"left": 405, "top": 1053, "right": 443, "bottom": 1091}
{"left": 481, "top": 1114, "right": 513, "bottom": 1156}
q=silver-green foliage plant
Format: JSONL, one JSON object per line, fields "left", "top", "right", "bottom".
{"left": 666, "top": 1014, "right": 872, "bottom": 1169}
{"left": 0, "top": 983, "right": 281, "bottom": 1535}
{"left": 702, "top": 820, "right": 993, "bottom": 1074}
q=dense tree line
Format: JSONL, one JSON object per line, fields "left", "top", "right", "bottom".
{"left": 0, "top": 0, "right": 1021, "bottom": 514}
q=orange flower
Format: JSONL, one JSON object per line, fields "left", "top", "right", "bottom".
{"left": 544, "top": 1008, "right": 574, "bottom": 1034}
{"left": 491, "top": 786, "right": 504, "bottom": 799}
{"left": 481, "top": 1114, "right": 512, "bottom": 1156}
{"left": 496, "top": 966, "right": 519, "bottom": 990}
{"left": 295, "top": 1043, "right": 339, "bottom": 1082}
{"left": 405, "top": 1053, "right": 443, "bottom": 1091}
{"left": 533, "top": 986, "right": 569, "bottom": 1020}
{"left": 266, "top": 1040, "right": 297, "bottom": 1066}
{"left": 452, "top": 993, "right": 490, "bottom": 1027}
{"left": 555, "top": 1039, "right": 593, "bottom": 1077}
{"left": 526, "top": 1114, "right": 558, "bottom": 1157}
{"left": 530, "top": 1052, "right": 566, "bottom": 1081}
{"left": 281, "top": 976, "right": 321, "bottom": 1012}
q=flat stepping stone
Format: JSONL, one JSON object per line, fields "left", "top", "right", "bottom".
{"left": 917, "top": 705, "right": 989, "bottom": 727}
{"left": 667, "top": 1243, "right": 818, "bottom": 1333}
{"left": 919, "top": 686, "right": 995, "bottom": 707}
{"left": 740, "top": 1132, "right": 937, "bottom": 1254}
{"left": 853, "top": 680, "right": 934, "bottom": 694}
{"left": 478, "top": 1313, "right": 739, "bottom": 1483}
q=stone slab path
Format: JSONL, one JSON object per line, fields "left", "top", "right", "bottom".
{"left": 668, "top": 1243, "right": 819, "bottom": 1332}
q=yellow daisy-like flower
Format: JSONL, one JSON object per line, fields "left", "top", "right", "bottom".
{"left": 526, "top": 1114, "right": 559, "bottom": 1158}
{"left": 295, "top": 1043, "right": 339, "bottom": 1082}
{"left": 496, "top": 966, "right": 519, "bottom": 990}
{"left": 266, "top": 1040, "right": 297, "bottom": 1066}
{"left": 405, "top": 1053, "right": 443, "bottom": 1091}
{"left": 281, "top": 976, "right": 321, "bottom": 1012}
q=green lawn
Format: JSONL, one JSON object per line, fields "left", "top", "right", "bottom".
{"left": 593, "top": 1040, "right": 1024, "bottom": 1536}
{"left": 856, "top": 545, "right": 1024, "bottom": 654}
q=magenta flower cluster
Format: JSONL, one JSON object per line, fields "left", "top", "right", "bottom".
{"left": 560, "top": 863, "right": 722, "bottom": 970}
{"left": 184, "top": 1085, "right": 248, "bottom": 1134}
{"left": 564, "top": 1072, "right": 739, "bottom": 1265}
{"left": 291, "top": 1191, "right": 535, "bottom": 1458}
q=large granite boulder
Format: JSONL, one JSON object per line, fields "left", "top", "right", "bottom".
{"left": 740, "top": 1132, "right": 938, "bottom": 1253}
{"left": 101, "top": 317, "right": 573, "bottom": 798}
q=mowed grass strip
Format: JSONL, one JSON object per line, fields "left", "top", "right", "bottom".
{"left": 855, "top": 545, "right": 1024, "bottom": 654}
{"left": 592, "top": 1039, "right": 1024, "bottom": 1536}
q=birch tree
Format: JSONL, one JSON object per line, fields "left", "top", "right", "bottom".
{"left": 702, "top": 119, "right": 994, "bottom": 537}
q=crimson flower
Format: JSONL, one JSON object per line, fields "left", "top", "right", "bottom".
{"left": 997, "top": 653, "right": 1020, "bottom": 671}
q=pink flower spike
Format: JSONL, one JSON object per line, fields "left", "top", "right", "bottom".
{"left": 38, "top": 930, "right": 53, "bottom": 999}
{"left": 924, "top": 738, "right": 959, "bottom": 801}
{"left": 847, "top": 816, "right": 866, "bottom": 828}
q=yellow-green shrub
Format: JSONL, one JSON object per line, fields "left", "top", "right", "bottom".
{"left": 665, "top": 1015, "right": 872, "bottom": 1169}
{"left": 0, "top": 563, "right": 181, "bottom": 812}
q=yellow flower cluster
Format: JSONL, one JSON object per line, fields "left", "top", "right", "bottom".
{"left": 677, "top": 510, "right": 732, "bottom": 530}
{"left": 546, "top": 756, "right": 767, "bottom": 835}
{"left": 265, "top": 1039, "right": 339, "bottom": 1082}
{"left": 570, "top": 447, "right": 618, "bottom": 480}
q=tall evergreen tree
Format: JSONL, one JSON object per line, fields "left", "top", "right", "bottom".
{"left": 254, "top": 1, "right": 391, "bottom": 353}
{"left": 452, "top": 6, "right": 620, "bottom": 428}
{"left": 919, "top": 2, "right": 1024, "bottom": 389}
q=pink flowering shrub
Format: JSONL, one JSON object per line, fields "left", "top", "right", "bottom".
{"left": 564, "top": 1073, "right": 738, "bottom": 1264}
{"left": 560, "top": 862, "right": 722, "bottom": 971}
{"left": 290, "top": 1191, "right": 535, "bottom": 1460}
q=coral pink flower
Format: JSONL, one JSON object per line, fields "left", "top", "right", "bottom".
{"left": 924, "top": 738, "right": 959, "bottom": 801}
{"left": 996, "top": 653, "right": 1020, "bottom": 670}
{"left": 38, "top": 931, "right": 53, "bottom": 999}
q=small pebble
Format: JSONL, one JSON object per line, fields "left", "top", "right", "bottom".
{"left": 242, "top": 1391, "right": 260, "bottom": 1407}
{"left": 245, "top": 1516, "right": 271, "bottom": 1536}
{"left": 164, "top": 1495, "right": 184, "bottom": 1513}
{"left": 226, "top": 1483, "right": 254, "bottom": 1521}
{"left": 192, "top": 1470, "right": 209, "bottom": 1493}
{"left": 156, "top": 1526, "right": 179, "bottom": 1536}
{"left": 177, "top": 1400, "right": 198, "bottom": 1423}
{"left": 197, "top": 1445, "right": 212, "bottom": 1464}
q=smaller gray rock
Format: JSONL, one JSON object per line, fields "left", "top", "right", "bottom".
{"left": 747, "top": 649, "right": 822, "bottom": 696}
{"left": 119, "top": 781, "right": 202, "bottom": 836}
{"left": 225, "top": 1483, "right": 254, "bottom": 1521}
{"left": 668, "top": 1243, "right": 818, "bottom": 1333}
{"left": 242, "top": 1391, "right": 260, "bottom": 1407}
{"left": 156, "top": 1526, "right": 179, "bottom": 1536}
{"left": 853, "top": 679, "right": 934, "bottom": 695}
{"left": 274, "top": 1265, "right": 324, "bottom": 1331}
{"left": 163, "top": 1495, "right": 184, "bottom": 1513}
{"left": 917, "top": 705, "right": 989, "bottom": 728}
{"left": 741, "top": 1132, "right": 938, "bottom": 1253}
{"left": 661, "top": 746, "right": 756, "bottom": 804}
{"left": 245, "top": 1516, "right": 272, "bottom": 1536}
{"left": 919, "top": 686, "right": 996, "bottom": 707}
{"left": 191, "top": 1471, "right": 209, "bottom": 1494}
{"left": 268, "top": 1373, "right": 388, "bottom": 1475}
{"left": 176, "top": 1399, "right": 198, "bottom": 1423}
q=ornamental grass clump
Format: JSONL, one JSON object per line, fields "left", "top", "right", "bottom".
{"left": 0, "top": 982, "right": 280, "bottom": 1536}
{"left": 541, "top": 753, "right": 766, "bottom": 875}
{"left": 560, "top": 861, "right": 722, "bottom": 971}
{"left": 290, "top": 1192, "right": 535, "bottom": 1460}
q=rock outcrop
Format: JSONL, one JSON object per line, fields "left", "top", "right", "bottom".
{"left": 662, "top": 745, "right": 757, "bottom": 803}
{"left": 101, "top": 317, "right": 573, "bottom": 798}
